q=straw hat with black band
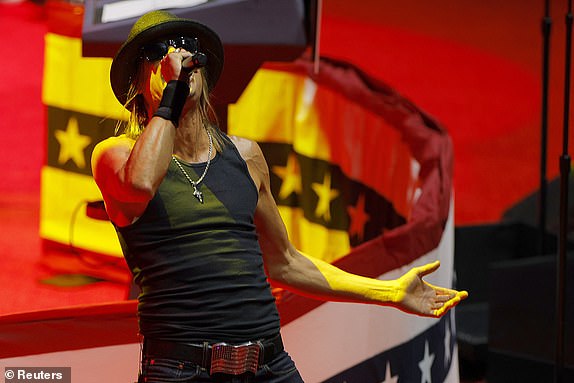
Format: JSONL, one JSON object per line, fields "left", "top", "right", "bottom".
{"left": 110, "top": 10, "right": 224, "bottom": 107}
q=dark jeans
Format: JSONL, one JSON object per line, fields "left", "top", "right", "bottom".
{"left": 138, "top": 350, "right": 305, "bottom": 383}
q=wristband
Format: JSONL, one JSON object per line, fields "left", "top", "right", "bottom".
{"left": 153, "top": 80, "right": 190, "bottom": 127}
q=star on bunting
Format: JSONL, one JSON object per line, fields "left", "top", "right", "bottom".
{"left": 54, "top": 116, "right": 92, "bottom": 168}
{"left": 444, "top": 320, "right": 452, "bottom": 367}
{"left": 348, "top": 193, "right": 370, "bottom": 242}
{"left": 272, "top": 152, "right": 302, "bottom": 200}
{"left": 311, "top": 171, "right": 340, "bottom": 221}
{"left": 380, "top": 361, "right": 399, "bottom": 383}
{"left": 418, "top": 341, "right": 435, "bottom": 383}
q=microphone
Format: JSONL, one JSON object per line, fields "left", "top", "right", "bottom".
{"left": 182, "top": 52, "right": 207, "bottom": 72}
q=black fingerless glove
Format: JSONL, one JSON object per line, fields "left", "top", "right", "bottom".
{"left": 153, "top": 80, "right": 190, "bottom": 127}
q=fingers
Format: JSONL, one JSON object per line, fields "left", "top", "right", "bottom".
{"left": 170, "top": 47, "right": 192, "bottom": 58}
{"left": 414, "top": 260, "right": 441, "bottom": 278}
{"left": 433, "top": 295, "right": 460, "bottom": 317}
{"left": 433, "top": 293, "right": 453, "bottom": 304}
{"left": 431, "top": 290, "right": 468, "bottom": 317}
{"left": 160, "top": 49, "right": 194, "bottom": 82}
{"left": 163, "top": 47, "right": 191, "bottom": 63}
{"left": 421, "top": 282, "right": 469, "bottom": 318}
{"left": 426, "top": 282, "right": 458, "bottom": 298}
{"left": 457, "top": 290, "right": 469, "bottom": 300}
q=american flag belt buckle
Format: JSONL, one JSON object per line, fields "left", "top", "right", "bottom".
{"left": 210, "top": 342, "right": 261, "bottom": 375}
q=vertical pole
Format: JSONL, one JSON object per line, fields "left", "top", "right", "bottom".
{"left": 555, "top": 1, "right": 572, "bottom": 381}
{"left": 313, "top": 0, "right": 323, "bottom": 75}
{"left": 540, "top": 0, "right": 551, "bottom": 255}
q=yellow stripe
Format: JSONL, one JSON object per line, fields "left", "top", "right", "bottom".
{"left": 278, "top": 206, "right": 350, "bottom": 264}
{"left": 228, "top": 69, "right": 332, "bottom": 162}
{"left": 42, "top": 33, "right": 128, "bottom": 120}
{"left": 40, "top": 166, "right": 122, "bottom": 257}
{"left": 39, "top": 167, "right": 349, "bottom": 261}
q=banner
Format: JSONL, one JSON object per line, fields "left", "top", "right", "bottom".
{"left": 41, "top": 32, "right": 125, "bottom": 258}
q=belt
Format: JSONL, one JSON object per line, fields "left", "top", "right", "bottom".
{"left": 143, "top": 333, "right": 283, "bottom": 376}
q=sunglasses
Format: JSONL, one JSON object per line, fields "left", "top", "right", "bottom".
{"left": 141, "top": 36, "right": 199, "bottom": 62}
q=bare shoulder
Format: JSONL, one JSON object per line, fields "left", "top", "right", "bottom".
{"left": 93, "top": 135, "right": 134, "bottom": 154}
{"left": 228, "top": 135, "right": 266, "bottom": 164}
{"left": 91, "top": 135, "right": 135, "bottom": 176}
{"left": 92, "top": 135, "right": 133, "bottom": 161}
{"left": 228, "top": 135, "right": 269, "bottom": 189}
{"left": 228, "top": 135, "right": 262, "bottom": 159}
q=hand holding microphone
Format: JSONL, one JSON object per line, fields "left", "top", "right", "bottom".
{"left": 154, "top": 50, "right": 208, "bottom": 126}
{"left": 161, "top": 49, "right": 207, "bottom": 82}
{"left": 182, "top": 52, "right": 207, "bottom": 73}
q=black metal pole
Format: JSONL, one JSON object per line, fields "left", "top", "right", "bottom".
{"left": 555, "top": 0, "right": 572, "bottom": 381}
{"left": 540, "top": 0, "right": 552, "bottom": 255}
{"left": 313, "top": 0, "right": 323, "bottom": 75}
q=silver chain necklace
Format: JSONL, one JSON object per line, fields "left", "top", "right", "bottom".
{"left": 172, "top": 130, "right": 213, "bottom": 204}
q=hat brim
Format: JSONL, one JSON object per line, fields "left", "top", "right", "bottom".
{"left": 110, "top": 18, "right": 224, "bottom": 106}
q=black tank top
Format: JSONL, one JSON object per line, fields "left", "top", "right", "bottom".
{"left": 115, "top": 135, "right": 280, "bottom": 343}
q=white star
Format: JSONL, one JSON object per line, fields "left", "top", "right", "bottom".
{"left": 380, "top": 361, "right": 398, "bottom": 383}
{"left": 418, "top": 341, "right": 435, "bottom": 383}
{"left": 444, "top": 320, "right": 452, "bottom": 367}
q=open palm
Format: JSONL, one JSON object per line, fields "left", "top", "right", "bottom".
{"left": 394, "top": 261, "right": 468, "bottom": 318}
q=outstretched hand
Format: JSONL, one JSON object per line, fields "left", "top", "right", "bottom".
{"left": 393, "top": 261, "right": 468, "bottom": 318}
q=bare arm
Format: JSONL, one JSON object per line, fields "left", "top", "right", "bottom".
{"left": 91, "top": 50, "right": 191, "bottom": 226}
{"left": 235, "top": 137, "right": 467, "bottom": 318}
{"left": 91, "top": 117, "right": 176, "bottom": 226}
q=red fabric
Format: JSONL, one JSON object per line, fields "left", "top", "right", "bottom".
{"left": 45, "top": 0, "right": 83, "bottom": 37}
{"left": 0, "top": 301, "right": 138, "bottom": 358}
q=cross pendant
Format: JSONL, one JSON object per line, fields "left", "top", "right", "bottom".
{"left": 192, "top": 184, "right": 204, "bottom": 203}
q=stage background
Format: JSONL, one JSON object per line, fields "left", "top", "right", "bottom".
{"left": 2, "top": 0, "right": 572, "bottom": 382}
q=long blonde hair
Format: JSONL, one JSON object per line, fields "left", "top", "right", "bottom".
{"left": 117, "top": 64, "right": 225, "bottom": 152}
